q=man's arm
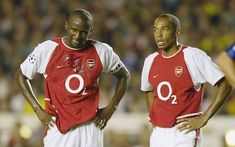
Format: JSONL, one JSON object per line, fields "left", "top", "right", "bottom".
{"left": 217, "top": 51, "right": 235, "bottom": 88}
{"left": 15, "top": 68, "right": 55, "bottom": 127}
{"left": 94, "top": 67, "right": 130, "bottom": 129}
{"left": 176, "top": 78, "right": 231, "bottom": 133}
{"left": 145, "top": 91, "right": 154, "bottom": 112}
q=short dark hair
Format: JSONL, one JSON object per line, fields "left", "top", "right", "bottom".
{"left": 158, "top": 14, "right": 181, "bottom": 30}
{"left": 69, "top": 9, "right": 93, "bottom": 25}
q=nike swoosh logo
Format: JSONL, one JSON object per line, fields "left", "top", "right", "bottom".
{"left": 153, "top": 75, "right": 158, "bottom": 78}
{"left": 56, "top": 65, "right": 63, "bottom": 69}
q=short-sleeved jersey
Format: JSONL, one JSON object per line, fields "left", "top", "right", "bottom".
{"left": 141, "top": 45, "right": 224, "bottom": 127}
{"left": 20, "top": 38, "right": 125, "bottom": 133}
{"left": 226, "top": 44, "right": 235, "bottom": 61}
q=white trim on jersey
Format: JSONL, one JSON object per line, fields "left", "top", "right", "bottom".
{"left": 176, "top": 112, "right": 202, "bottom": 119}
{"left": 61, "top": 37, "right": 82, "bottom": 50}
{"left": 140, "top": 52, "right": 158, "bottom": 91}
{"left": 161, "top": 46, "right": 182, "bottom": 58}
{"left": 44, "top": 98, "right": 50, "bottom": 101}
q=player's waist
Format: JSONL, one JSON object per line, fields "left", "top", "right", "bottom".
{"left": 150, "top": 112, "right": 202, "bottom": 128}
{"left": 52, "top": 116, "right": 94, "bottom": 133}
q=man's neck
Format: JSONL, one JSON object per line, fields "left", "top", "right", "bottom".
{"left": 63, "top": 36, "right": 86, "bottom": 50}
{"left": 162, "top": 44, "right": 181, "bottom": 57}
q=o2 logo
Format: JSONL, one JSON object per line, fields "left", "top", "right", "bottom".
{"left": 157, "top": 81, "right": 177, "bottom": 104}
{"left": 65, "top": 74, "right": 87, "bottom": 95}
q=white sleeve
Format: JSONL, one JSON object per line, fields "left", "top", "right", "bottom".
{"left": 20, "top": 40, "right": 58, "bottom": 79}
{"left": 184, "top": 48, "right": 224, "bottom": 88}
{"left": 94, "top": 42, "right": 124, "bottom": 73}
{"left": 140, "top": 53, "right": 158, "bottom": 91}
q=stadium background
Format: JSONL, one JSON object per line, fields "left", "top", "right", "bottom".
{"left": 0, "top": 0, "right": 235, "bottom": 146}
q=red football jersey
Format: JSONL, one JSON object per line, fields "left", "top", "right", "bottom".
{"left": 20, "top": 38, "right": 124, "bottom": 133}
{"left": 141, "top": 45, "right": 224, "bottom": 127}
{"left": 44, "top": 38, "right": 103, "bottom": 132}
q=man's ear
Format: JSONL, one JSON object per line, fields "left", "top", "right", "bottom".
{"left": 65, "top": 21, "right": 68, "bottom": 30}
{"left": 176, "top": 28, "right": 181, "bottom": 36}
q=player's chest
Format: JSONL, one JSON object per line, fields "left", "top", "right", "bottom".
{"left": 148, "top": 54, "right": 192, "bottom": 87}
{"left": 46, "top": 47, "right": 102, "bottom": 80}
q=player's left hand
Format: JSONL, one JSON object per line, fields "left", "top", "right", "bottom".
{"left": 94, "top": 107, "right": 116, "bottom": 130}
{"left": 176, "top": 114, "right": 208, "bottom": 134}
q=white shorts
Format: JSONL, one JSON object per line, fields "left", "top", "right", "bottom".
{"left": 43, "top": 122, "right": 103, "bottom": 147}
{"left": 150, "top": 125, "right": 202, "bottom": 147}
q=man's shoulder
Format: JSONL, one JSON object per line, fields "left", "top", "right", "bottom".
{"left": 142, "top": 52, "right": 159, "bottom": 65}
{"left": 145, "top": 52, "right": 159, "bottom": 60}
{"left": 89, "top": 39, "right": 113, "bottom": 52}
{"left": 88, "top": 39, "right": 109, "bottom": 47}
{"left": 183, "top": 45, "right": 207, "bottom": 56}
{"left": 34, "top": 39, "right": 59, "bottom": 51}
{"left": 87, "top": 39, "right": 98, "bottom": 44}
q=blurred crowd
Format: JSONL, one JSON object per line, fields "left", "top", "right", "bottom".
{"left": 0, "top": 0, "right": 235, "bottom": 146}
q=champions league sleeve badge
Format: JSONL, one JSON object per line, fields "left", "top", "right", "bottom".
{"left": 87, "top": 59, "right": 95, "bottom": 70}
{"left": 28, "top": 53, "right": 36, "bottom": 64}
{"left": 111, "top": 63, "right": 122, "bottom": 73}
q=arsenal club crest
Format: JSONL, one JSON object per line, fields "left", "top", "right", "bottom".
{"left": 175, "top": 66, "right": 183, "bottom": 77}
{"left": 87, "top": 59, "right": 95, "bottom": 69}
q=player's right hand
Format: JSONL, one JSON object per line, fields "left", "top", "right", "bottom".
{"left": 35, "top": 108, "right": 56, "bottom": 127}
{"left": 94, "top": 107, "right": 115, "bottom": 130}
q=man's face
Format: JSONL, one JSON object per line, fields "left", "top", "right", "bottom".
{"left": 153, "top": 17, "right": 177, "bottom": 50}
{"left": 65, "top": 16, "right": 92, "bottom": 49}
